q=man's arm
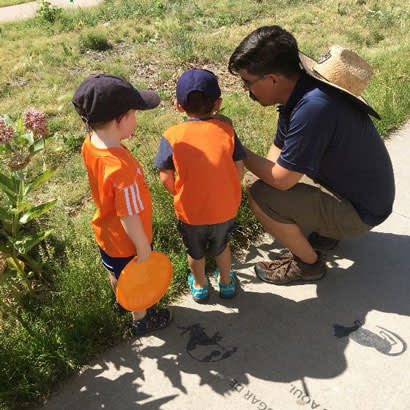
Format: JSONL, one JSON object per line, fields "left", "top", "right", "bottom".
{"left": 243, "top": 147, "right": 303, "bottom": 191}
{"left": 159, "top": 169, "right": 176, "bottom": 195}
{"left": 266, "top": 143, "right": 282, "bottom": 162}
{"left": 120, "top": 214, "right": 152, "bottom": 262}
{"left": 234, "top": 160, "right": 244, "bottom": 181}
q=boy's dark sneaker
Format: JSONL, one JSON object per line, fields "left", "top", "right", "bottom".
{"left": 308, "top": 232, "right": 339, "bottom": 250}
{"left": 131, "top": 308, "right": 172, "bottom": 336}
{"left": 254, "top": 251, "right": 326, "bottom": 285}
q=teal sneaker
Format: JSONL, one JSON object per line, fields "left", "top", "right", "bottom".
{"left": 215, "top": 270, "right": 237, "bottom": 299}
{"left": 188, "top": 273, "right": 209, "bottom": 303}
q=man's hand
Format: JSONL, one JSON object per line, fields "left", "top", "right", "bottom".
{"left": 243, "top": 146, "right": 303, "bottom": 191}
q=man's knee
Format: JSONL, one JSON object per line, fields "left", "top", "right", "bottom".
{"left": 243, "top": 173, "right": 294, "bottom": 226}
{"left": 245, "top": 174, "right": 283, "bottom": 211}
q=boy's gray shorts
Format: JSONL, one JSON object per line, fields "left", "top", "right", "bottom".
{"left": 177, "top": 218, "right": 235, "bottom": 260}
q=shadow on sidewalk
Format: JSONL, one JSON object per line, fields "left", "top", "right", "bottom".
{"left": 42, "top": 230, "right": 410, "bottom": 409}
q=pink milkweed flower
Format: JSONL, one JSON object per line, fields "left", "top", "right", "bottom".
{"left": 23, "top": 109, "right": 49, "bottom": 138}
{"left": 0, "top": 118, "right": 15, "bottom": 145}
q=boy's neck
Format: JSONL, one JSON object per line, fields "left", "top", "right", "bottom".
{"left": 186, "top": 112, "right": 213, "bottom": 120}
{"left": 90, "top": 129, "right": 122, "bottom": 149}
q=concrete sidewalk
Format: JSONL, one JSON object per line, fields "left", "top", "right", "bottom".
{"left": 41, "top": 122, "right": 410, "bottom": 410}
{"left": 0, "top": 0, "right": 102, "bottom": 24}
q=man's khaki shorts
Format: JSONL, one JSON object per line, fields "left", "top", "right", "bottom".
{"left": 245, "top": 173, "right": 372, "bottom": 240}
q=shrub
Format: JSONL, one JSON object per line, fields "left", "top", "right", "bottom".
{"left": 36, "top": 0, "right": 63, "bottom": 23}
{"left": 79, "top": 31, "right": 112, "bottom": 52}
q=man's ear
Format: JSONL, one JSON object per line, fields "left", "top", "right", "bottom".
{"left": 213, "top": 98, "right": 222, "bottom": 113}
{"left": 268, "top": 73, "right": 281, "bottom": 86}
{"left": 173, "top": 99, "right": 185, "bottom": 113}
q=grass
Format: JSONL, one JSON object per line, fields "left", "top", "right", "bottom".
{"left": 0, "top": 0, "right": 32, "bottom": 7}
{"left": 79, "top": 30, "right": 112, "bottom": 52}
{"left": 0, "top": 0, "right": 409, "bottom": 409}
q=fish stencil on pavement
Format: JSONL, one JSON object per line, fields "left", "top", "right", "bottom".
{"left": 333, "top": 320, "right": 406, "bottom": 356}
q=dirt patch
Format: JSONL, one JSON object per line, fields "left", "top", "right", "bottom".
{"left": 64, "top": 193, "right": 93, "bottom": 217}
{"left": 72, "top": 40, "right": 243, "bottom": 97}
{"left": 132, "top": 60, "right": 243, "bottom": 98}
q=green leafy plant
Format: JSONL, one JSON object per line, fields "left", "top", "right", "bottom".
{"left": 36, "top": 0, "right": 63, "bottom": 23}
{"left": 0, "top": 110, "right": 57, "bottom": 296}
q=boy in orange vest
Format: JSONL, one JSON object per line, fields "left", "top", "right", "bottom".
{"left": 72, "top": 74, "right": 172, "bottom": 335}
{"left": 154, "top": 69, "right": 246, "bottom": 302}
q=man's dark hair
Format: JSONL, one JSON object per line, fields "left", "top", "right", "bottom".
{"left": 228, "top": 25, "right": 301, "bottom": 78}
{"left": 182, "top": 91, "right": 216, "bottom": 116}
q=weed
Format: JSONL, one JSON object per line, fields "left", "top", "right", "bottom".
{"left": 36, "top": 0, "right": 63, "bottom": 24}
{"left": 0, "top": 110, "right": 58, "bottom": 339}
{"left": 79, "top": 31, "right": 112, "bottom": 52}
{"left": 365, "top": 30, "right": 384, "bottom": 46}
{"left": 60, "top": 42, "right": 73, "bottom": 57}
{"left": 192, "top": 2, "right": 204, "bottom": 18}
{"left": 62, "top": 132, "right": 83, "bottom": 152}
{"left": 365, "top": 6, "right": 401, "bottom": 28}
{"left": 150, "top": 0, "right": 167, "bottom": 17}
{"left": 337, "top": 2, "right": 348, "bottom": 15}
{"left": 169, "top": 25, "right": 195, "bottom": 61}
{"left": 346, "top": 30, "right": 363, "bottom": 45}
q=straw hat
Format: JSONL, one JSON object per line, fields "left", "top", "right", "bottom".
{"left": 299, "top": 46, "right": 380, "bottom": 119}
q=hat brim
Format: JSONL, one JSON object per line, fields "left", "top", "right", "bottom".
{"left": 133, "top": 90, "right": 161, "bottom": 110}
{"left": 298, "top": 51, "right": 381, "bottom": 120}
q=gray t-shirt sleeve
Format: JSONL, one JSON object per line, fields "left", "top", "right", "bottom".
{"left": 154, "top": 136, "right": 175, "bottom": 170}
{"left": 233, "top": 132, "right": 247, "bottom": 161}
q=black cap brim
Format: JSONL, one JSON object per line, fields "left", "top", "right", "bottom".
{"left": 72, "top": 73, "right": 161, "bottom": 123}
{"left": 134, "top": 90, "right": 161, "bottom": 110}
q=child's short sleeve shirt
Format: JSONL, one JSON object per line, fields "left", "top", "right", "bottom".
{"left": 154, "top": 118, "right": 246, "bottom": 225}
{"left": 81, "top": 135, "right": 152, "bottom": 257}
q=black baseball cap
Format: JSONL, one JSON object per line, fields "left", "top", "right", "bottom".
{"left": 72, "top": 74, "right": 160, "bottom": 124}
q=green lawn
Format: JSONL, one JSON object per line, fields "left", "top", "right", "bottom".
{"left": 0, "top": 0, "right": 409, "bottom": 409}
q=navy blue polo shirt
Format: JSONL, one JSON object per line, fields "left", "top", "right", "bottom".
{"left": 274, "top": 73, "right": 395, "bottom": 226}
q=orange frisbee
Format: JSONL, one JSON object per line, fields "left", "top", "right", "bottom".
{"left": 116, "top": 251, "right": 172, "bottom": 311}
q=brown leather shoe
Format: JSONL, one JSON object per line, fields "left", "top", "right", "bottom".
{"left": 254, "top": 251, "right": 326, "bottom": 285}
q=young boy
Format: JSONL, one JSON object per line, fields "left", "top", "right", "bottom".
{"left": 154, "top": 68, "right": 246, "bottom": 303}
{"left": 72, "top": 73, "right": 172, "bottom": 335}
